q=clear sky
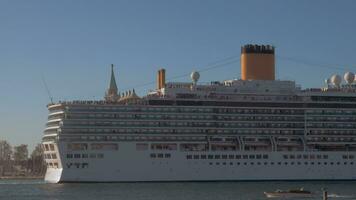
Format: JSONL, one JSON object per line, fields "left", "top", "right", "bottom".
{"left": 1, "top": 0, "right": 356, "bottom": 151}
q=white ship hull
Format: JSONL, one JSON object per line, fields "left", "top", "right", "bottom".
{"left": 41, "top": 45, "right": 356, "bottom": 183}
{"left": 44, "top": 142, "right": 356, "bottom": 183}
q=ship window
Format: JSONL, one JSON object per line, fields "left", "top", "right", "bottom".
{"left": 349, "top": 155, "right": 354, "bottom": 159}
{"left": 324, "top": 162, "right": 327, "bottom": 165}
{"left": 344, "top": 162, "right": 347, "bottom": 165}
{"left": 215, "top": 155, "right": 220, "bottom": 159}
{"left": 209, "top": 162, "right": 213, "bottom": 165}
{"left": 223, "top": 162, "right": 226, "bottom": 165}
{"left": 201, "top": 155, "right": 207, "bottom": 159}
{"left": 82, "top": 154, "right": 88, "bottom": 158}
{"left": 330, "top": 162, "right": 334, "bottom": 165}
{"left": 351, "top": 162, "right": 354, "bottom": 165}
{"left": 68, "top": 143, "right": 88, "bottom": 151}
{"left": 270, "top": 162, "right": 274, "bottom": 165}
{"left": 284, "top": 162, "right": 288, "bottom": 165}
{"left": 337, "top": 162, "right": 340, "bottom": 165}
{"left": 66, "top": 154, "right": 73, "bottom": 159}
{"left": 82, "top": 163, "right": 89, "bottom": 168}
{"left": 236, "top": 155, "right": 241, "bottom": 159}
{"left": 242, "top": 155, "right": 248, "bottom": 159}
{"left": 97, "top": 153, "right": 104, "bottom": 158}
{"left": 297, "top": 155, "right": 302, "bottom": 159}
{"left": 50, "top": 144, "right": 55, "bottom": 151}
{"left": 90, "top": 154, "right": 96, "bottom": 158}
{"left": 157, "top": 154, "right": 163, "bottom": 158}
{"left": 323, "top": 155, "right": 328, "bottom": 159}
{"left": 187, "top": 155, "right": 192, "bottom": 159}
{"left": 194, "top": 155, "right": 199, "bottom": 159}
{"left": 75, "top": 163, "right": 80, "bottom": 168}
{"left": 317, "top": 155, "right": 322, "bottom": 159}
{"left": 165, "top": 154, "right": 171, "bottom": 158}
{"left": 51, "top": 154, "right": 57, "bottom": 159}
{"left": 74, "top": 154, "right": 81, "bottom": 158}
{"left": 216, "top": 162, "right": 220, "bottom": 165}
{"left": 256, "top": 155, "right": 262, "bottom": 159}
{"left": 278, "top": 162, "right": 281, "bottom": 165}
{"left": 249, "top": 155, "right": 255, "bottom": 159}
{"left": 304, "top": 162, "right": 308, "bottom": 165}
{"left": 283, "top": 155, "right": 288, "bottom": 159}
{"left": 229, "top": 155, "right": 234, "bottom": 159}
{"left": 297, "top": 162, "right": 301, "bottom": 165}
{"left": 343, "top": 155, "right": 348, "bottom": 159}
{"left": 263, "top": 155, "right": 268, "bottom": 159}
{"left": 208, "top": 155, "right": 213, "bottom": 159}
{"left": 150, "top": 153, "right": 156, "bottom": 158}
{"left": 303, "top": 155, "right": 308, "bottom": 159}
{"left": 222, "top": 155, "right": 228, "bottom": 159}
{"left": 289, "top": 155, "right": 295, "bottom": 159}
{"left": 244, "top": 162, "right": 247, "bottom": 165}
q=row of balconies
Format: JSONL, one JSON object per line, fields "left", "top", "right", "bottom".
{"left": 48, "top": 104, "right": 356, "bottom": 117}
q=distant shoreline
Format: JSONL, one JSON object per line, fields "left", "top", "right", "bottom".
{"left": 0, "top": 176, "right": 44, "bottom": 180}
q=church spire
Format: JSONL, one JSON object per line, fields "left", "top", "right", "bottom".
{"left": 105, "top": 64, "right": 119, "bottom": 102}
{"left": 109, "top": 64, "right": 118, "bottom": 92}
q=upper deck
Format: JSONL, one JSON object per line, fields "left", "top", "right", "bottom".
{"left": 42, "top": 44, "right": 356, "bottom": 152}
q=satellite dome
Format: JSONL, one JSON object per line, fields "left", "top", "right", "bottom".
{"left": 325, "top": 78, "right": 331, "bottom": 85}
{"left": 331, "top": 74, "right": 342, "bottom": 86}
{"left": 190, "top": 71, "right": 200, "bottom": 84}
{"left": 344, "top": 72, "right": 355, "bottom": 84}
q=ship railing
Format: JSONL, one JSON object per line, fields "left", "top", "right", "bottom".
{"left": 148, "top": 95, "right": 304, "bottom": 103}
{"left": 302, "top": 87, "right": 356, "bottom": 93}
{"left": 51, "top": 100, "right": 146, "bottom": 106}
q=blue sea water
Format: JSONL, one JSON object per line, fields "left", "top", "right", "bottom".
{"left": 1, "top": 179, "right": 356, "bottom": 200}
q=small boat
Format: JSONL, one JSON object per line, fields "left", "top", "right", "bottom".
{"left": 264, "top": 188, "right": 313, "bottom": 198}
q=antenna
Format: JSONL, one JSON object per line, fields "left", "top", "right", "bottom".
{"left": 41, "top": 74, "right": 54, "bottom": 104}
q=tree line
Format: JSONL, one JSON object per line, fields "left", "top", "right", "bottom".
{"left": 0, "top": 140, "right": 46, "bottom": 177}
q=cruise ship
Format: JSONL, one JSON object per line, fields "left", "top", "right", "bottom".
{"left": 42, "top": 45, "right": 356, "bottom": 183}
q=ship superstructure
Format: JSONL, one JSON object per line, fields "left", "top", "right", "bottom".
{"left": 42, "top": 45, "right": 356, "bottom": 183}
